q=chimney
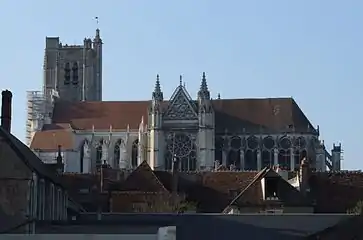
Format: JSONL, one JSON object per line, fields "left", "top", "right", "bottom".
{"left": 299, "top": 158, "right": 310, "bottom": 195}
{"left": 1, "top": 90, "right": 12, "bottom": 132}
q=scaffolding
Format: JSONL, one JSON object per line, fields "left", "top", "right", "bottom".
{"left": 26, "top": 91, "right": 46, "bottom": 146}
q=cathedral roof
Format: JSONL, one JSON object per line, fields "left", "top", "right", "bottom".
{"left": 31, "top": 97, "right": 317, "bottom": 150}
{"left": 50, "top": 97, "right": 315, "bottom": 133}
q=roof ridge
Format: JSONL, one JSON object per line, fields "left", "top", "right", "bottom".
{"left": 223, "top": 167, "right": 270, "bottom": 211}
{"left": 125, "top": 161, "right": 169, "bottom": 193}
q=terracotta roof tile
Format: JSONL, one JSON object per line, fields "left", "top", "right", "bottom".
{"left": 52, "top": 101, "right": 150, "bottom": 130}
{"left": 110, "top": 191, "right": 172, "bottom": 213}
{"left": 121, "top": 161, "right": 169, "bottom": 193}
{"left": 227, "top": 168, "right": 310, "bottom": 210}
{"left": 154, "top": 171, "right": 258, "bottom": 212}
{"left": 212, "top": 98, "right": 316, "bottom": 134}
{"left": 310, "top": 171, "right": 363, "bottom": 213}
{"left": 30, "top": 125, "right": 74, "bottom": 151}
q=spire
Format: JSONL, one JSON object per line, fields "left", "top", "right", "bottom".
{"left": 152, "top": 74, "right": 163, "bottom": 101}
{"left": 179, "top": 75, "right": 183, "bottom": 86}
{"left": 93, "top": 27, "right": 102, "bottom": 44}
{"left": 198, "top": 72, "right": 210, "bottom": 100}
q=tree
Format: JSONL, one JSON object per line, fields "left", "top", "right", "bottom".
{"left": 347, "top": 200, "right": 363, "bottom": 215}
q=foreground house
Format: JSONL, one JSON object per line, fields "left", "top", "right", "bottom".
{"left": 0, "top": 90, "right": 83, "bottom": 233}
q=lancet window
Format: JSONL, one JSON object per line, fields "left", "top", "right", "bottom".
{"left": 114, "top": 139, "right": 122, "bottom": 169}
{"left": 278, "top": 137, "right": 291, "bottom": 169}
{"left": 96, "top": 139, "right": 103, "bottom": 167}
{"left": 261, "top": 136, "right": 275, "bottom": 168}
{"left": 293, "top": 136, "right": 307, "bottom": 170}
{"left": 227, "top": 136, "right": 243, "bottom": 169}
{"left": 64, "top": 62, "right": 71, "bottom": 85}
{"left": 245, "top": 136, "right": 259, "bottom": 170}
{"left": 72, "top": 62, "right": 79, "bottom": 85}
{"left": 131, "top": 139, "right": 138, "bottom": 168}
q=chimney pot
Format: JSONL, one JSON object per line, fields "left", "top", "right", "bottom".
{"left": 1, "top": 90, "right": 12, "bottom": 132}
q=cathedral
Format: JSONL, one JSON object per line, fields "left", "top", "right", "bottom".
{"left": 28, "top": 29, "right": 342, "bottom": 173}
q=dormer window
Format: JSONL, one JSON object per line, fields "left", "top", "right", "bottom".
{"left": 263, "top": 177, "right": 280, "bottom": 200}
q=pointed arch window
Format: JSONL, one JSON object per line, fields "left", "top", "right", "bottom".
{"left": 114, "top": 139, "right": 122, "bottom": 169}
{"left": 64, "top": 62, "right": 71, "bottom": 85}
{"left": 72, "top": 62, "right": 79, "bottom": 85}
{"left": 165, "top": 133, "right": 196, "bottom": 171}
{"left": 131, "top": 139, "right": 139, "bottom": 168}
{"left": 96, "top": 139, "right": 103, "bottom": 167}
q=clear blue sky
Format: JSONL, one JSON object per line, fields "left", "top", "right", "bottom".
{"left": 0, "top": 1, "right": 362, "bottom": 169}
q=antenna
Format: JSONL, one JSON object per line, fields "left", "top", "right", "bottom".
{"left": 94, "top": 17, "right": 99, "bottom": 25}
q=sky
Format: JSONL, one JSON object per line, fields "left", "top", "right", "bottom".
{"left": 0, "top": 0, "right": 362, "bottom": 169}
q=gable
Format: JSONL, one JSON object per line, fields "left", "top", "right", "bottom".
{"left": 226, "top": 168, "right": 310, "bottom": 209}
{"left": 163, "top": 86, "right": 198, "bottom": 120}
{"left": 0, "top": 135, "right": 32, "bottom": 179}
{"left": 0, "top": 127, "right": 63, "bottom": 187}
{"left": 121, "top": 161, "right": 169, "bottom": 193}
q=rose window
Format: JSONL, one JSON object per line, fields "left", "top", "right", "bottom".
{"left": 247, "top": 136, "right": 259, "bottom": 150}
{"left": 263, "top": 136, "right": 275, "bottom": 149}
{"left": 167, "top": 133, "right": 193, "bottom": 158}
{"left": 279, "top": 137, "right": 292, "bottom": 150}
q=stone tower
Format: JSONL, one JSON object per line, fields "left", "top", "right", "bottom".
{"left": 197, "top": 72, "right": 215, "bottom": 170}
{"left": 148, "top": 74, "right": 164, "bottom": 170}
{"left": 43, "top": 29, "right": 103, "bottom": 103}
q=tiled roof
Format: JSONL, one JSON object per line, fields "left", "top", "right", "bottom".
{"left": 50, "top": 98, "right": 315, "bottom": 133}
{"left": 226, "top": 168, "right": 310, "bottom": 211}
{"left": 52, "top": 101, "right": 150, "bottom": 130}
{"left": 309, "top": 171, "right": 363, "bottom": 213}
{"left": 30, "top": 124, "right": 74, "bottom": 151}
{"left": 31, "top": 97, "right": 316, "bottom": 150}
{"left": 110, "top": 191, "right": 172, "bottom": 213}
{"left": 120, "top": 161, "right": 169, "bottom": 193}
{"left": 155, "top": 170, "right": 258, "bottom": 212}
